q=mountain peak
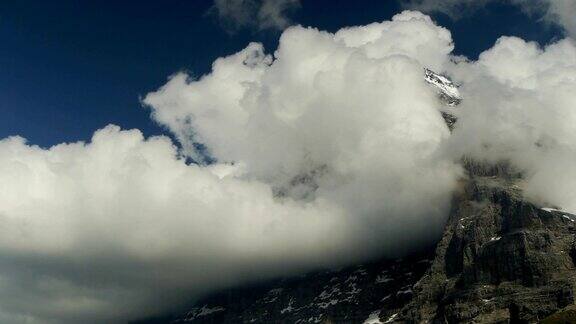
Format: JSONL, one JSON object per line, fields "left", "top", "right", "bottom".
{"left": 424, "top": 68, "right": 461, "bottom": 107}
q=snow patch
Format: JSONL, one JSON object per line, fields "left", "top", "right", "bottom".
{"left": 281, "top": 298, "right": 295, "bottom": 314}
{"left": 345, "top": 275, "right": 358, "bottom": 283}
{"left": 424, "top": 68, "right": 461, "bottom": 105}
{"left": 542, "top": 207, "right": 576, "bottom": 222}
{"left": 183, "top": 305, "right": 225, "bottom": 321}
{"left": 363, "top": 310, "right": 383, "bottom": 324}
{"left": 317, "top": 298, "right": 339, "bottom": 309}
{"left": 396, "top": 287, "right": 413, "bottom": 297}
{"left": 384, "top": 313, "right": 398, "bottom": 323}
{"left": 376, "top": 275, "right": 394, "bottom": 284}
{"left": 542, "top": 207, "right": 560, "bottom": 213}
{"left": 197, "top": 305, "right": 225, "bottom": 317}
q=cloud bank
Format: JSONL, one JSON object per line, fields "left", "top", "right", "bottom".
{"left": 446, "top": 36, "right": 576, "bottom": 211}
{"left": 1, "top": 9, "right": 576, "bottom": 324}
{"left": 402, "top": 0, "right": 576, "bottom": 38}
{"left": 211, "top": 0, "right": 300, "bottom": 32}
{"left": 0, "top": 126, "right": 361, "bottom": 323}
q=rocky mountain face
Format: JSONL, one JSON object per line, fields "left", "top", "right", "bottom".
{"left": 136, "top": 70, "right": 576, "bottom": 324}
{"left": 402, "top": 161, "right": 576, "bottom": 323}
{"left": 424, "top": 69, "right": 461, "bottom": 107}
{"left": 423, "top": 69, "right": 460, "bottom": 131}
{"left": 160, "top": 251, "right": 433, "bottom": 324}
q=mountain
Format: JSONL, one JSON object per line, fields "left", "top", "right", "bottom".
{"left": 135, "top": 70, "right": 576, "bottom": 324}
{"left": 424, "top": 69, "right": 461, "bottom": 107}
{"left": 424, "top": 69, "right": 460, "bottom": 131}
{"left": 403, "top": 158, "right": 576, "bottom": 323}
{"left": 161, "top": 251, "right": 433, "bottom": 324}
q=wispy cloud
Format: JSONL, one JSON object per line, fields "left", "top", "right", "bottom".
{"left": 401, "top": 0, "right": 576, "bottom": 38}
{"left": 210, "top": 0, "right": 301, "bottom": 33}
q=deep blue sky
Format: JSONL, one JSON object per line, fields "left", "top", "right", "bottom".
{"left": 0, "top": 0, "right": 563, "bottom": 148}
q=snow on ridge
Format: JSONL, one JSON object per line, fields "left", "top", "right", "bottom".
{"left": 384, "top": 313, "right": 398, "bottom": 323}
{"left": 542, "top": 207, "right": 560, "bottom": 213}
{"left": 363, "top": 310, "right": 383, "bottom": 324}
{"left": 541, "top": 207, "right": 576, "bottom": 222}
{"left": 197, "top": 305, "right": 225, "bottom": 317}
{"left": 183, "top": 305, "right": 225, "bottom": 321}
{"left": 424, "top": 68, "right": 461, "bottom": 105}
{"left": 375, "top": 275, "right": 394, "bottom": 284}
{"left": 280, "top": 298, "right": 295, "bottom": 314}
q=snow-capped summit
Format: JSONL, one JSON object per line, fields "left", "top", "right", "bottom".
{"left": 424, "top": 68, "right": 461, "bottom": 106}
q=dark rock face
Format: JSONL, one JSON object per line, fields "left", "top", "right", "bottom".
{"left": 151, "top": 251, "right": 432, "bottom": 324}
{"left": 401, "top": 164, "right": 576, "bottom": 323}
{"left": 401, "top": 69, "right": 576, "bottom": 323}
{"left": 424, "top": 68, "right": 461, "bottom": 131}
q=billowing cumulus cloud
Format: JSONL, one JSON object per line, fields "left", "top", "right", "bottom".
{"left": 0, "top": 11, "right": 461, "bottom": 323}
{"left": 211, "top": 0, "right": 300, "bottom": 32}
{"left": 144, "top": 10, "right": 460, "bottom": 257}
{"left": 0, "top": 126, "right": 366, "bottom": 323}
{"left": 1, "top": 9, "right": 576, "bottom": 324}
{"left": 445, "top": 36, "right": 576, "bottom": 211}
{"left": 402, "top": 0, "right": 576, "bottom": 38}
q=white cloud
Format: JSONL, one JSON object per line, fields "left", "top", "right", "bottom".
{"left": 402, "top": 0, "right": 576, "bottom": 38}
{"left": 211, "top": 0, "right": 300, "bottom": 32}
{"left": 445, "top": 36, "right": 576, "bottom": 211}
{"left": 144, "top": 9, "right": 460, "bottom": 257}
{"left": 402, "top": 0, "right": 492, "bottom": 17}
{"left": 545, "top": 0, "right": 576, "bottom": 38}
{"left": 0, "top": 126, "right": 360, "bottom": 323}
{"left": 0, "top": 11, "right": 462, "bottom": 322}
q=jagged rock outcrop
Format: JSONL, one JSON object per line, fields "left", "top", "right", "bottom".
{"left": 399, "top": 161, "right": 576, "bottom": 323}
{"left": 424, "top": 69, "right": 461, "bottom": 107}
{"left": 424, "top": 68, "right": 461, "bottom": 130}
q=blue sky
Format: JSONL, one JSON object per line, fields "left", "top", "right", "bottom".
{"left": 0, "top": 0, "right": 563, "bottom": 148}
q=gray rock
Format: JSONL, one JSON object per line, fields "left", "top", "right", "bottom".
{"left": 401, "top": 160, "right": 576, "bottom": 324}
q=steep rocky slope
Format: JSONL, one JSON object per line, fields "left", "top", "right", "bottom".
{"left": 401, "top": 162, "right": 576, "bottom": 323}
{"left": 165, "top": 251, "right": 433, "bottom": 323}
